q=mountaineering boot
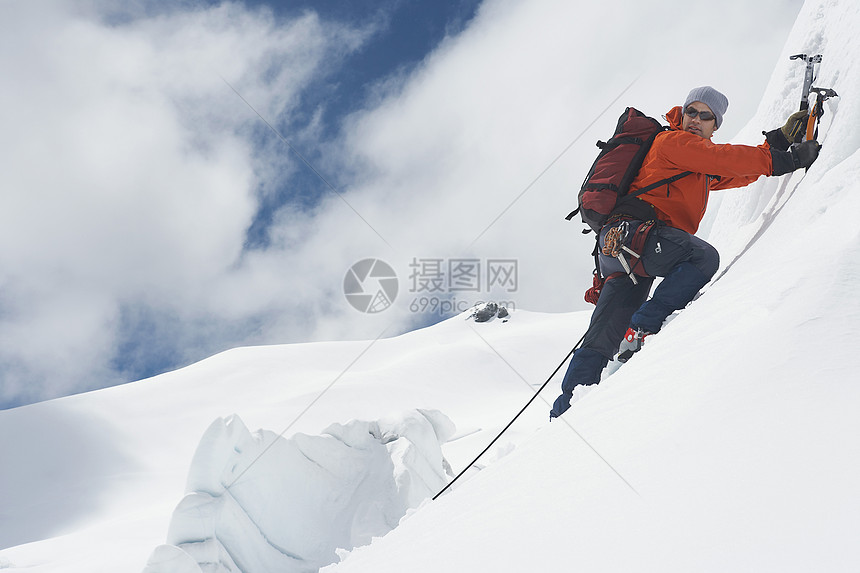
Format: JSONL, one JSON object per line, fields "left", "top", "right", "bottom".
{"left": 617, "top": 327, "right": 650, "bottom": 363}
{"left": 550, "top": 348, "right": 609, "bottom": 418}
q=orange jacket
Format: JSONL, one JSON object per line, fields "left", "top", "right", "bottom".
{"left": 630, "top": 106, "right": 774, "bottom": 234}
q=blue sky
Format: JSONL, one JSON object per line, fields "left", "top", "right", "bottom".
{"left": 232, "top": 0, "right": 482, "bottom": 249}
{"left": 250, "top": 0, "right": 482, "bottom": 120}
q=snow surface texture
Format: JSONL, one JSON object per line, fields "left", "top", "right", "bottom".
{"left": 2, "top": 1, "right": 860, "bottom": 572}
{"left": 143, "top": 410, "right": 455, "bottom": 573}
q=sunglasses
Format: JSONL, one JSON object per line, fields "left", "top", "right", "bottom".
{"left": 684, "top": 106, "right": 716, "bottom": 122}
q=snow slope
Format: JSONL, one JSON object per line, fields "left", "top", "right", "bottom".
{"left": 323, "top": 2, "right": 860, "bottom": 571}
{"left": 2, "top": 0, "right": 860, "bottom": 571}
{"left": 0, "top": 309, "right": 587, "bottom": 572}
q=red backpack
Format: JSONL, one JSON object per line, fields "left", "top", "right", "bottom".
{"left": 566, "top": 107, "right": 691, "bottom": 233}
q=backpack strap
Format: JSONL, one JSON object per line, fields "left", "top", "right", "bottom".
{"left": 567, "top": 170, "right": 693, "bottom": 224}
{"left": 624, "top": 170, "right": 693, "bottom": 200}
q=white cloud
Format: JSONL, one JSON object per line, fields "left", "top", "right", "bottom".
{"left": 0, "top": 1, "right": 370, "bottom": 404}
{"left": 0, "top": 0, "right": 803, "bottom": 406}
{"left": 326, "top": 0, "right": 806, "bottom": 321}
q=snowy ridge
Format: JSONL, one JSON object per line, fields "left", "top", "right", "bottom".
{"left": 144, "top": 411, "right": 455, "bottom": 573}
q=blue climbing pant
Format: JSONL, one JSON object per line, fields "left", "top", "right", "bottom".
{"left": 550, "top": 221, "right": 719, "bottom": 418}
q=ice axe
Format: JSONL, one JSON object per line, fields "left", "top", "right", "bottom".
{"left": 804, "top": 86, "right": 838, "bottom": 142}
{"left": 790, "top": 53, "right": 821, "bottom": 112}
{"left": 790, "top": 53, "right": 838, "bottom": 141}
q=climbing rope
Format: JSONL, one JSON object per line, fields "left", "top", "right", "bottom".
{"left": 432, "top": 333, "right": 584, "bottom": 499}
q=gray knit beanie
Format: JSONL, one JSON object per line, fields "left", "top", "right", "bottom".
{"left": 684, "top": 86, "right": 729, "bottom": 129}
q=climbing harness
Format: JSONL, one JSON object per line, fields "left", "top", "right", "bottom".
{"left": 602, "top": 221, "right": 640, "bottom": 284}
{"left": 599, "top": 218, "right": 658, "bottom": 288}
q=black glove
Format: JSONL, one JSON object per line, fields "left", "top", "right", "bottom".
{"left": 790, "top": 140, "right": 821, "bottom": 169}
{"left": 764, "top": 110, "right": 810, "bottom": 151}
{"left": 771, "top": 140, "right": 821, "bottom": 176}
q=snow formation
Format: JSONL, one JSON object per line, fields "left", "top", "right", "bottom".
{"left": 143, "top": 410, "right": 454, "bottom": 573}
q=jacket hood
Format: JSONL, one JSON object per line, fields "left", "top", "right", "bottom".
{"left": 665, "top": 105, "right": 684, "bottom": 130}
